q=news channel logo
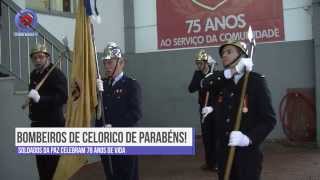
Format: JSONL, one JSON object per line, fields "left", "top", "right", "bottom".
{"left": 14, "top": 9, "right": 38, "bottom": 37}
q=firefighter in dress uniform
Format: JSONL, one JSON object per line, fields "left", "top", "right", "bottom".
{"left": 203, "top": 40, "right": 276, "bottom": 180}
{"left": 96, "top": 42, "right": 142, "bottom": 180}
{"left": 188, "top": 49, "right": 219, "bottom": 171}
{"left": 27, "top": 43, "right": 68, "bottom": 180}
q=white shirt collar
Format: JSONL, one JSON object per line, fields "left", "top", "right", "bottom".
{"left": 112, "top": 72, "right": 124, "bottom": 86}
{"left": 233, "top": 72, "right": 244, "bottom": 84}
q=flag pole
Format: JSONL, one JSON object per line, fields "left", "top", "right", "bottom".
{"left": 224, "top": 26, "right": 256, "bottom": 180}
{"left": 53, "top": 1, "right": 99, "bottom": 179}
{"left": 88, "top": 3, "right": 114, "bottom": 175}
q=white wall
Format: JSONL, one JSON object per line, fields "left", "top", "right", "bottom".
{"left": 93, "top": 0, "right": 125, "bottom": 52}
{"left": 134, "top": 0, "right": 157, "bottom": 53}
{"left": 12, "top": 0, "right": 313, "bottom": 53}
{"left": 12, "top": 0, "right": 125, "bottom": 53}
{"left": 134, "top": 0, "right": 313, "bottom": 53}
{"left": 37, "top": 14, "right": 76, "bottom": 48}
{"left": 283, "top": 0, "right": 313, "bottom": 42}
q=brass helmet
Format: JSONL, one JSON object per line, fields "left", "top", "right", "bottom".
{"left": 29, "top": 43, "right": 50, "bottom": 58}
{"left": 219, "top": 40, "right": 248, "bottom": 57}
{"left": 101, "top": 42, "right": 123, "bottom": 61}
{"left": 195, "top": 49, "right": 209, "bottom": 62}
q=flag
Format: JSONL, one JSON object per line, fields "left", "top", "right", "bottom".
{"left": 53, "top": 0, "right": 98, "bottom": 179}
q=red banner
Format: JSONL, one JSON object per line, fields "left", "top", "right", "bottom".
{"left": 157, "top": 0, "right": 284, "bottom": 49}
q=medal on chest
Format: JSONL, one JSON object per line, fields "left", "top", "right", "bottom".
{"left": 114, "top": 88, "right": 123, "bottom": 98}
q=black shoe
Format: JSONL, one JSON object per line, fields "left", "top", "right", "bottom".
{"left": 211, "top": 166, "right": 218, "bottom": 172}
{"left": 200, "top": 164, "right": 218, "bottom": 172}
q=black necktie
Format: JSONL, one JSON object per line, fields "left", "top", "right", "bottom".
{"left": 108, "top": 78, "right": 114, "bottom": 87}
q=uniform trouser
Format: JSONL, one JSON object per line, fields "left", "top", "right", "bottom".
{"left": 217, "top": 147, "right": 262, "bottom": 180}
{"left": 35, "top": 155, "right": 60, "bottom": 180}
{"left": 101, "top": 155, "right": 139, "bottom": 180}
{"left": 199, "top": 108, "right": 217, "bottom": 167}
{"left": 31, "top": 123, "right": 63, "bottom": 180}
{"left": 218, "top": 162, "right": 261, "bottom": 180}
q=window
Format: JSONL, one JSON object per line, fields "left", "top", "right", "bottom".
{"left": 26, "top": 0, "right": 77, "bottom": 17}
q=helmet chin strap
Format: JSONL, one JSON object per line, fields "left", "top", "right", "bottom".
{"left": 201, "top": 64, "right": 210, "bottom": 74}
{"left": 108, "top": 58, "right": 120, "bottom": 86}
{"left": 224, "top": 54, "right": 242, "bottom": 69}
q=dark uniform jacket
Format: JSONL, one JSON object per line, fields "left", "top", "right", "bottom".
{"left": 201, "top": 71, "right": 225, "bottom": 103}
{"left": 102, "top": 75, "right": 142, "bottom": 127}
{"left": 100, "top": 75, "right": 142, "bottom": 180}
{"left": 188, "top": 70, "right": 207, "bottom": 106}
{"left": 29, "top": 63, "right": 68, "bottom": 127}
{"left": 214, "top": 72, "right": 276, "bottom": 180}
{"left": 189, "top": 70, "right": 223, "bottom": 168}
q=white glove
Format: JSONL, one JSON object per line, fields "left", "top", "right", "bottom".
{"left": 224, "top": 69, "right": 233, "bottom": 79}
{"left": 96, "top": 79, "right": 104, "bottom": 92}
{"left": 207, "top": 55, "right": 217, "bottom": 66}
{"left": 105, "top": 124, "right": 112, "bottom": 128}
{"left": 228, "top": 131, "right": 251, "bottom": 147}
{"left": 235, "top": 58, "right": 253, "bottom": 73}
{"left": 201, "top": 106, "right": 213, "bottom": 118}
{"left": 28, "top": 89, "right": 40, "bottom": 103}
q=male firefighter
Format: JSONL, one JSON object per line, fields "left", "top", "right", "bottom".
{"left": 188, "top": 49, "right": 219, "bottom": 171}
{"left": 27, "top": 43, "right": 68, "bottom": 180}
{"left": 203, "top": 40, "right": 276, "bottom": 180}
{"left": 96, "top": 42, "right": 142, "bottom": 180}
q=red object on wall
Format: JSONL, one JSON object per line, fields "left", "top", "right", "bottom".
{"left": 279, "top": 88, "right": 316, "bottom": 142}
{"left": 157, "top": 0, "right": 285, "bottom": 49}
